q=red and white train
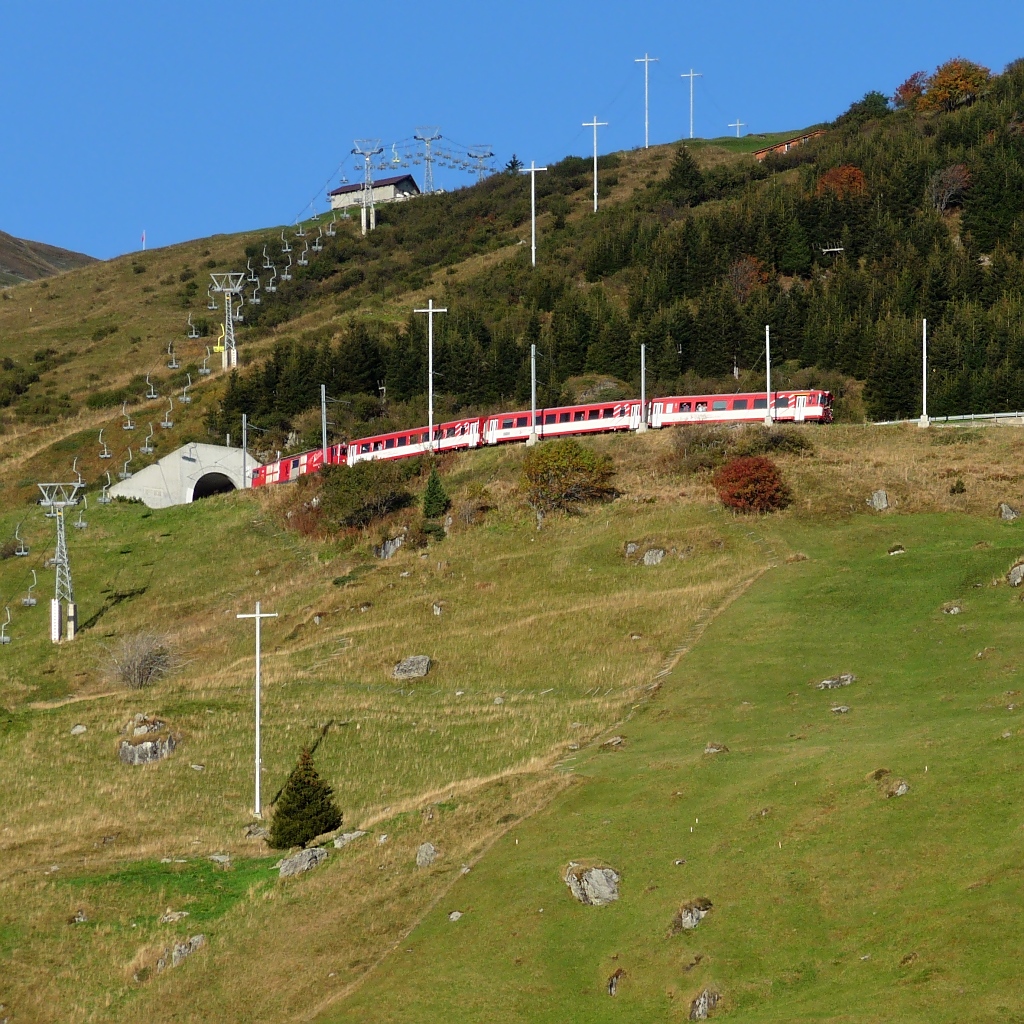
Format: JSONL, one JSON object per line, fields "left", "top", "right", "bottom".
{"left": 250, "top": 388, "right": 832, "bottom": 488}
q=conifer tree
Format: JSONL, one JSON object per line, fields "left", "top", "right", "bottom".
{"left": 422, "top": 466, "right": 451, "bottom": 519}
{"left": 269, "top": 748, "right": 342, "bottom": 849}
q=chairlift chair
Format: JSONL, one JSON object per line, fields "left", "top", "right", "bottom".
{"left": 187, "top": 313, "right": 200, "bottom": 339}
{"left": 265, "top": 265, "right": 277, "bottom": 293}
{"left": 98, "top": 472, "right": 113, "bottom": 505}
{"left": 73, "top": 496, "right": 88, "bottom": 530}
{"left": 262, "top": 245, "right": 273, "bottom": 269}
{"left": 0, "top": 608, "right": 10, "bottom": 646}
{"left": 281, "top": 254, "right": 293, "bottom": 282}
{"left": 280, "top": 229, "right": 292, "bottom": 253}
{"left": 160, "top": 397, "right": 174, "bottom": 429}
{"left": 146, "top": 374, "right": 159, "bottom": 399}
{"left": 233, "top": 293, "right": 244, "bottom": 322}
{"left": 325, "top": 217, "right": 337, "bottom": 238}
{"left": 312, "top": 227, "right": 323, "bottom": 253}
{"left": 71, "top": 457, "right": 83, "bottom": 486}
{"left": 199, "top": 346, "right": 212, "bottom": 376}
{"left": 207, "top": 286, "right": 218, "bottom": 311}
{"left": 247, "top": 257, "right": 258, "bottom": 283}
{"left": 297, "top": 241, "right": 309, "bottom": 267}
{"left": 98, "top": 428, "right": 112, "bottom": 459}
{"left": 140, "top": 423, "right": 155, "bottom": 454}
{"left": 295, "top": 221, "right": 306, "bottom": 239}
{"left": 13, "top": 522, "right": 28, "bottom": 557}
{"left": 167, "top": 341, "right": 180, "bottom": 369}
{"left": 22, "top": 570, "right": 38, "bottom": 608}
{"left": 119, "top": 449, "right": 134, "bottom": 480}
{"left": 121, "top": 401, "right": 135, "bottom": 430}
{"left": 250, "top": 279, "right": 261, "bottom": 305}
{"left": 181, "top": 373, "right": 193, "bottom": 404}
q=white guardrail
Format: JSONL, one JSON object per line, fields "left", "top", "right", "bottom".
{"left": 873, "top": 410, "right": 1024, "bottom": 426}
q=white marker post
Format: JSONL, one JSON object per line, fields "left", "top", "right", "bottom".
{"left": 635, "top": 53, "right": 659, "bottom": 148}
{"left": 528, "top": 344, "right": 539, "bottom": 446}
{"left": 237, "top": 601, "right": 277, "bottom": 818}
{"left": 638, "top": 343, "right": 648, "bottom": 432}
{"left": 414, "top": 300, "right": 448, "bottom": 451}
{"left": 764, "top": 325, "right": 773, "bottom": 426}
{"left": 919, "top": 318, "right": 929, "bottom": 428}
{"left": 520, "top": 161, "right": 548, "bottom": 267}
{"left": 582, "top": 115, "right": 608, "bottom": 213}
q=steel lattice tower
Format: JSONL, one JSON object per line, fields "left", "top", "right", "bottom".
{"left": 38, "top": 482, "right": 82, "bottom": 642}
{"left": 414, "top": 127, "right": 442, "bottom": 194}
{"left": 210, "top": 273, "right": 245, "bottom": 369}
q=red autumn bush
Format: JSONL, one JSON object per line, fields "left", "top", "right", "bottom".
{"left": 712, "top": 456, "right": 792, "bottom": 514}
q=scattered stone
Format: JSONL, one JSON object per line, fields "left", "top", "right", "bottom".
{"left": 886, "top": 779, "right": 910, "bottom": 798}
{"left": 1008, "top": 561, "right": 1024, "bottom": 587}
{"left": 375, "top": 535, "right": 404, "bottom": 559}
{"left": 643, "top": 548, "right": 666, "bottom": 566}
{"left": 942, "top": 601, "right": 962, "bottom": 615}
{"left": 867, "top": 490, "right": 889, "bottom": 511}
{"left": 455, "top": 690, "right": 464, "bottom": 696}
{"left": 416, "top": 842, "right": 439, "bottom": 868}
{"left": 817, "top": 673, "right": 855, "bottom": 690}
{"left": 359, "top": 602, "right": 372, "bottom": 613}
{"left": 118, "top": 717, "right": 176, "bottom": 766}
{"left": 625, "top": 542, "right": 640, "bottom": 557}
{"left": 673, "top": 897, "right": 713, "bottom": 932}
{"left": 190, "top": 764, "right": 205, "bottom": 772}
{"left": 69, "top": 908, "right": 87, "bottom": 924}
{"left": 607, "top": 968, "right": 625, "bottom": 995}
{"left": 448, "top": 910, "right": 463, "bottom": 922}
{"left": 630, "top": 632, "right": 642, "bottom": 640}
{"left": 460, "top": 864, "right": 471, "bottom": 875}
{"left": 675, "top": 859, "right": 686, "bottom": 866}
{"left": 999, "top": 503, "right": 1020, "bottom": 521}
{"left": 156, "top": 934, "right": 205, "bottom": 972}
{"left": 278, "top": 847, "right": 328, "bottom": 878}
{"left": 208, "top": 853, "right": 230, "bottom": 865}
{"left": 399, "top": 570, "right": 412, "bottom": 578}
{"left": 601, "top": 735, "right": 626, "bottom": 751}
{"left": 565, "top": 863, "right": 620, "bottom": 906}
{"left": 377, "top": 834, "right": 389, "bottom": 845}
{"left": 830, "top": 705, "right": 851, "bottom": 714}
{"left": 159, "top": 908, "right": 189, "bottom": 924}
{"left": 432, "top": 601, "right": 444, "bottom": 616}
{"left": 333, "top": 830, "right": 368, "bottom": 849}
{"left": 70, "top": 724, "right": 87, "bottom": 736}
{"left": 689, "top": 988, "right": 720, "bottom": 1020}
{"left": 704, "top": 743, "right": 729, "bottom": 755}
{"left": 493, "top": 696, "right": 505, "bottom": 705}
{"left": 244, "top": 824, "right": 269, "bottom": 840}
{"left": 888, "top": 544, "right": 905, "bottom": 555}
{"left": 393, "top": 655, "right": 431, "bottom": 679}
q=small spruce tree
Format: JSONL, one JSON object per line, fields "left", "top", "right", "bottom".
{"left": 269, "top": 748, "right": 342, "bottom": 849}
{"left": 422, "top": 466, "right": 451, "bottom": 519}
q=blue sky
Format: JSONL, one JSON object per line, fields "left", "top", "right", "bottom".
{"left": 2, "top": 0, "right": 1022, "bottom": 259}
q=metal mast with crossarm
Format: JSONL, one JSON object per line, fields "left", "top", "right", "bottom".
{"left": 414, "top": 126, "right": 442, "bottom": 194}
{"left": 210, "top": 272, "right": 245, "bottom": 369}
{"left": 352, "top": 139, "right": 384, "bottom": 234}
{"left": 38, "top": 481, "right": 82, "bottom": 642}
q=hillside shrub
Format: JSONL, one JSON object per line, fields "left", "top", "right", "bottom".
{"left": 712, "top": 456, "right": 792, "bottom": 514}
{"left": 421, "top": 466, "right": 451, "bottom": 518}
{"left": 733, "top": 425, "right": 815, "bottom": 458}
{"left": 320, "top": 461, "right": 414, "bottom": 528}
{"left": 107, "top": 631, "right": 174, "bottom": 689}
{"left": 521, "top": 438, "right": 615, "bottom": 516}
{"left": 269, "top": 748, "right": 342, "bottom": 849}
{"left": 670, "top": 425, "right": 731, "bottom": 474}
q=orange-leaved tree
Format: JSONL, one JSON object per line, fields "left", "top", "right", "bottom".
{"left": 893, "top": 71, "right": 928, "bottom": 110}
{"left": 919, "top": 58, "right": 990, "bottom": 112}
{"left": 815, "top": 165, "right": 868, "bottom": 201}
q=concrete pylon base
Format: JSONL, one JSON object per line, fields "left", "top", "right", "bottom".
{"left": 918, "top": 415, "right": 930, "bottom": 429}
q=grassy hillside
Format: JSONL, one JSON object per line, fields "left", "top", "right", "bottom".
{"left": 0, "top": 229, "right": 96, "bottom": 286}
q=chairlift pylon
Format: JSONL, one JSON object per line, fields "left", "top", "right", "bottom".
{"left": 22, "top": 569, "right": 38, "bottom": 607}
{"left": 122, "top": 401, "right": 135, "bottom": 430}
{"left": 98, "top": 428, "right": 112, "bottom": 459}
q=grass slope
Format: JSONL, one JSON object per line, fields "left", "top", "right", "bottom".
{"left": 330, "top": 512, "right": 1024, "bottom": 1023}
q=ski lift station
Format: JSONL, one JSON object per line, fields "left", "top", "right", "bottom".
{"left": 328, "top": 174, "right": 420, "bottom": 210}
{"left": 108, "top": 443, "right": 260, "bottom": 509}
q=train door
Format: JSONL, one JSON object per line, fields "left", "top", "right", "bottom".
{"left": 650, "top": 402, "right": 664, "bottom": 428}
{"left": 794, "top": 395, "right": 807, "bottom": 422}
{"left": 630, "top": 403, "right": 643, "bottom": 430}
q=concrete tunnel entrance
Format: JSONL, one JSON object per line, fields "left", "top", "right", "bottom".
{"left": 192, "top": 472, "right": 237, "bottom": 501}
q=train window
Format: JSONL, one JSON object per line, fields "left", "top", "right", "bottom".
{"left": 292, "top": 459, "right": 300, "bottom": 469}
{"left": 397, "top": 436, "right": 407, "bottom": 447}
{"left": 515, "top": 417, "right": 527, "bottom": 428}
{"left": 501, "top": 419, "right": 514, "bottom": 430}
{"left": 445, "top": 427, "right": 455, "bottom": 438}
{"left": 695, "top": 402, "right": 707, "bottom": 412}
{"left": 588, "top": 409, "right": 600, "bottom": 420}
{"left": 733, "top": 399, "right": 748, "bottom": 410}
{"left": 712, "top": 400, "right": 727, "bottom": 411}
{"left": 753, "top": 398, "right": 767, "bottom": 409}
{"left": 602, "top": 407, "right": 614, "bottom": 418}
{"left": 774, "top": 396, "right": 790, "bottom": 408}
{"left": 385, "top": 438, "right": 395, "bottom": 449}
{"left": 560, "top": 412, "right": 571, "bottom": 422}
{"left": 573, "top": 411, "right": 585, "bottom": 421}
{"left": 679, "top": 402, "right": 691, "bottom": 412}
{"left": 545, "top": 413, "right": 556, "bottom": 424}
{"left": 360, "top": 443, "right": 371, "bottom": 453}
{"left": 373, "top": 441, "right": 383, "bottom": 450}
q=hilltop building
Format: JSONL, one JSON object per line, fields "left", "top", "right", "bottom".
{"left": 753, "top": 129, "right": 827, "bottom": 162}
{"left": 328, "top": 174, "right": 421, "bottom": 211}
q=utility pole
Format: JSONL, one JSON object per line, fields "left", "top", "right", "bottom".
{"left": 528, "top": 343, "right": 538, "bottom": 446}
{"left": 241, "top": 413, "right": 248, "bottom": 488}
{"left": 919, "top": 318, "right": 930, "bottom": 428}
{"left": 582, "top": 115, "right": 608, "bottom": 213}
{"left": 680, "top": 70, "right": 702, "bottom": 140}
{"left": 729, "top": 118, "right": 746, "bottom": 138}
{"left": 321, "top": 384, "right": 329, "bottom": 460}
{"left": 635, "top": 53, "right": 659, "bottom": 148}
{"left": 764, "top": 325, "right": 773, "bottom": 427}
{"left": 638, "top": 343, "right": 648, "bottom": 432}
{"left": 237, "top": 601, "right": 278, "bottom": 819}
{"left": 414, "top": 299, "right": 448, "bottom": 450}
{"left": 520, "top": 161, "right": 548, "bottom": 267}
{"left": 352, "top": 139, "right": 383, "bottom": 234}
